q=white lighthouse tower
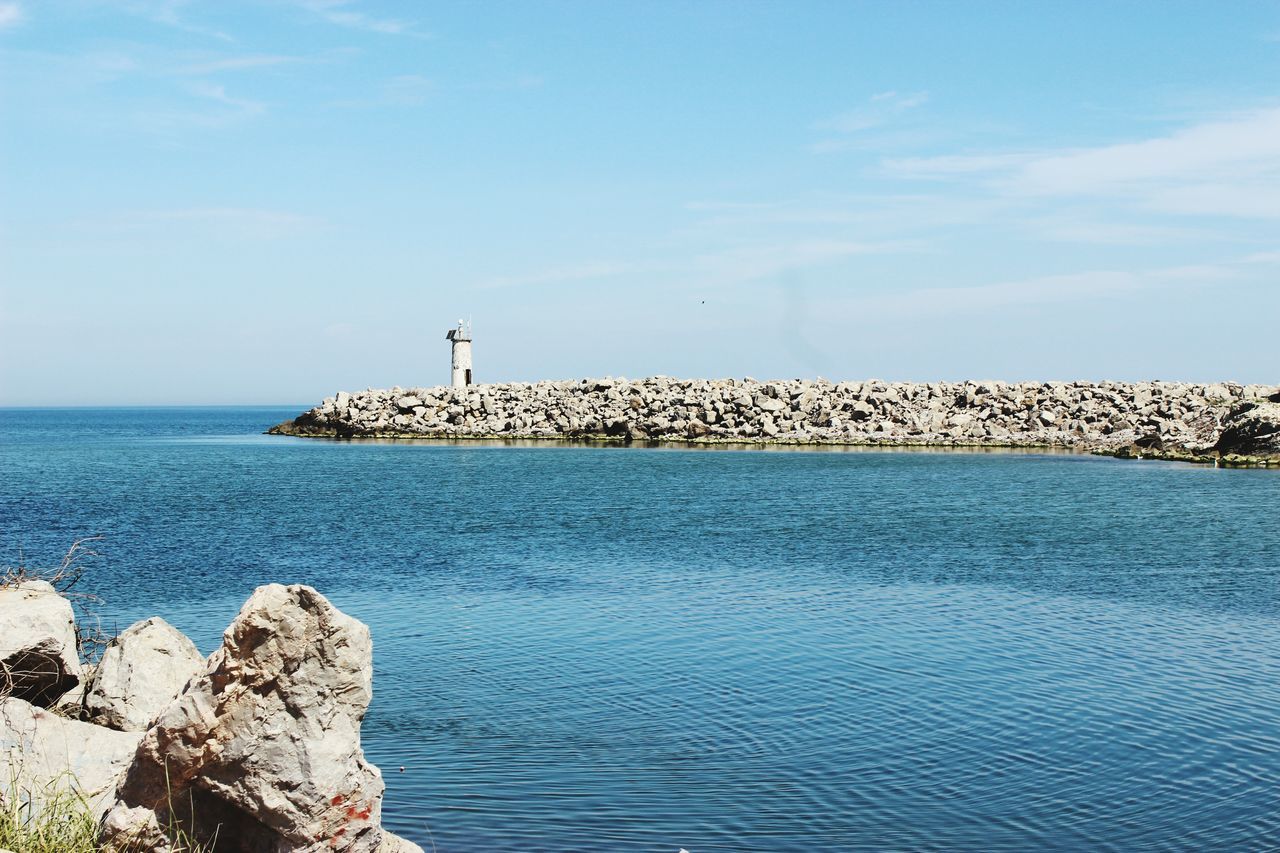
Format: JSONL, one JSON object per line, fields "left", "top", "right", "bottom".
{"left": 445, "top": 319, "right": 473, "bottom": 388}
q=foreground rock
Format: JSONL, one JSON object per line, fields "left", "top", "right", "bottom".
{"left": 0, "top": 580, "right": 81, "bottom": 706}
{"left": 0, "top": 697, "right": 142, "bottom": 822}
{"left": 100, "top": 584, "right": 392, "bottom": 852}
{"left": 84, "top": 616, "right": 206, "bottom": 732}
{"left": 269, "top": 377, "right": 1280, "bottom": 465}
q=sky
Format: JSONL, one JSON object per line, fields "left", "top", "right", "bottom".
{"left": 1, "top": 1, "right": 1279, "bottom": 405}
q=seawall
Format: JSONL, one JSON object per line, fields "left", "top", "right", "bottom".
{"left": 269, "top": 378, "right": 1280, "bottom": 466}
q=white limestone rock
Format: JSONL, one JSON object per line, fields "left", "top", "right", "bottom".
{"left": 0, "top": 697, "right": 142, "bottom": 822}
{"left": 100, "top": 584, "right": 385, "bottom": 852}
{"left": 379, "top": 832, "right": 426, "bottom": 853}
{"left": 84, "top": 617, "right": 206, "bottom": 732}
{"left": 0, "top": 580, "right": 81, "bottom": 706}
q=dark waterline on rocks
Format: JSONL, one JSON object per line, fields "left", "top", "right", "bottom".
{"left": 3, "top": 407, "right": 1280, "bottom": 851}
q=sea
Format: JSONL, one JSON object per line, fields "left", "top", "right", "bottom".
{"left": 2, "top": 406, "right": 1279, "bottom": 851}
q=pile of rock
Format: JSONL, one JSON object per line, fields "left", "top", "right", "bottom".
{"left": 0, "top": 580, "right": 421, "bottom": 852}
{"left": 270, "top": 377, "right": 1280, "bottom": 465}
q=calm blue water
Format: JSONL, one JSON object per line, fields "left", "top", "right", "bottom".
{"left": 3, "top": 407, "right": 1280, "bottom": 851}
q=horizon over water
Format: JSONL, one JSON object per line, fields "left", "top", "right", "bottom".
{"left": 2, "top": 407, "right": 1279, "bottom": 851}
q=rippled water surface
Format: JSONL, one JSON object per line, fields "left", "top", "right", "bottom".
{"left": 3, "top": 407, "right": 1280, "bottom": 851}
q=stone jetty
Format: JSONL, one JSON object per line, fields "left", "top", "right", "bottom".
{"left": 269, "top": 377, "right": 1280, "bottom": 466}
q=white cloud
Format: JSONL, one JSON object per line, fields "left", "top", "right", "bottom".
{"left": 475, "top": 239, "right": 919, "bottom": 293}
{"left": 125, "top": 82, "right": 267, "bottom": 130}
{"left": 1028, "top": 219, "right": 1224, "bottom": 246}
{"left": 186, "top": 81, "right": 265, "bottom": 117}
{"left": 83, "top": 208, "right": 318, "bottom": 238}
{"left": 883, "top": 152, "right": 1033, "bottom": 177}
{"left": 477, "top": 261, "right": 635, "bottom": 290}
{"left": 694, "top": 240, "right": 915, "bottom": 285}
{"left": 848, "top": 262, "right": 1240, "bottom": 319}
{"left": 1013, "top": 107, "right": 1280, "bottom": 196}
{"left": 292, "top": 0, "right": 428, "bottom": 37}
{"left": 884, "top": 107, "right": 1280, "bottom": 219}
{"left": 382, "top": 74, "right": 433, "bottom": 105}
{"left": 177, "top": 55, "right": 297, "bottom": 75}
{"left": 1144, "top": 181, "right": 1280, "bottom": 219}
{"left": 0, "top": 2, "right": 22, "bottom": 29}
{"left": 811, "top": 91, "right": 929, "bottom": 151}
{"left": 817, "top": 91, "right": 929, "bottom": 134}
{"left": 116, "top": 0, "right": 232, "bottom": 40}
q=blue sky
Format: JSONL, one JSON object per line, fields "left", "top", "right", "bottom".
{"left": 2, "top": 1, "right": 1279, "bottom": 404}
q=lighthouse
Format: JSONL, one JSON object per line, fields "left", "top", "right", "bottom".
{"left": 445, "top": 319, "right": 473, "bottom": 388}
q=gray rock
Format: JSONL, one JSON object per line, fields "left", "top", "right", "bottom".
{"left": 0, "top": 580, "right": 81, "bottom": 707}
{"left": 0, "top": 697, "right": 142, "bottom": 823}
{"left": 849, "top": 401, "right": 875, "bottom": 421}
{"left": 100, "top": 584, "right": 386, "bottom": 852}
{"left": 754, "top": 394, "right": 787, "bottom": 413}
{"left": 379, "top": 833, "right": 426, "bottom": 853}
{"left": 52, "top": 661, "right": 95, "bottom": 718}
{"left": 84, "top": 617, "right": 206, "bottom": 732}
{"left": 1214, "top": 401, "right": 1280, "bottom": 457}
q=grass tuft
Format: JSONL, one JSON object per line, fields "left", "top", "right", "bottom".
{"left": 0, "top": 772, "right": 98, "bottom": 853}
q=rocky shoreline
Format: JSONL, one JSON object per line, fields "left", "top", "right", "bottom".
{"left": 0, "top": 580, "right": 422, "bottom": 852}
{"left": 270, "top": 378, "right": 1280, "bottom": 467}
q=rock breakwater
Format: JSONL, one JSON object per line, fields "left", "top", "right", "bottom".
{"left": 270, "top": 378, "right": 1280, "bottom": 466}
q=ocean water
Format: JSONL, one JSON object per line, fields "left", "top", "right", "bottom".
{"left": 2, "top": 406, "right": 1279, "bottom": 851}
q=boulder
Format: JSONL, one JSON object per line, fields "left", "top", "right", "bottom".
{"left": 379, "top": 833, "right": 425, "bottom": 853}
{"left": 754, "top": 395, "right": 787, "bottom": 413}
{"left": 0, "top": 580, "right": 81, "bottom": 706}
{"left": 100, "top": 584, "right": 386, "bottom": 852}
{"left": 52, "top": 662, "right": 96, "bottom": 718}
{"left": 84, "top": 617, "right": 206, "bottom": 732}
{"left": 1214, "top": 401, "right": 1280, "bottom": 458}
{"left": 0, "top": 697, "right": 142, "bottom": 822}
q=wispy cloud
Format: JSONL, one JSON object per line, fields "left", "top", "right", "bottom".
{"left": 382, "top": 74, "right": 433, "bottom": 105}
{"left": 1013, "top": 107, "right": 1280, "bottom": 195}
{"left": 883, "top": 106, "right": 1280, "bottom": 218}
{"left": 291, "top": 0, "right": 429, "bottom": 37}
{"left": 475, "top": 239, "right": 918, "bottom": 292}
{"left": 678, "top": 193, "right": 1015, "bottom": 240}
{"left": 694, "top": 239, "right": 917, "bottom": 285}
{"left": 124, "top": 82, "right": 267, "bottom": 131}
{"left": 0, "top": 2, "right": 22, "bottom": 30}
{"left": 477, "top": 261, "right": 635, "bottom": 290}
{"left": 818, "top": 90, "right": 929, "bottom": 133}
{"left": 811, "top": 90, "right": 929, "bottom": 153}
{"left": 117, "top": 0, "right": 232, "bottom": 40}
{"left": 186, "top": 81, "right": 265, "bottom": 118}
{"left": 326, "top": 73, "right": 437, "bottom": 109}
{"left": 845, "top": 261, "right": 1246, "bottom": 319}
{"left": 177, "top": 54, "right": 298, "bottom": 75}
{"left": 883, "top": 152, "right": 1034, "bottom": 178}
{"left": 82, "top": 207, "right": 319, "bottom": 238}
{"left": 1029, "top": 219, "right": 1225, "bottom": 247}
